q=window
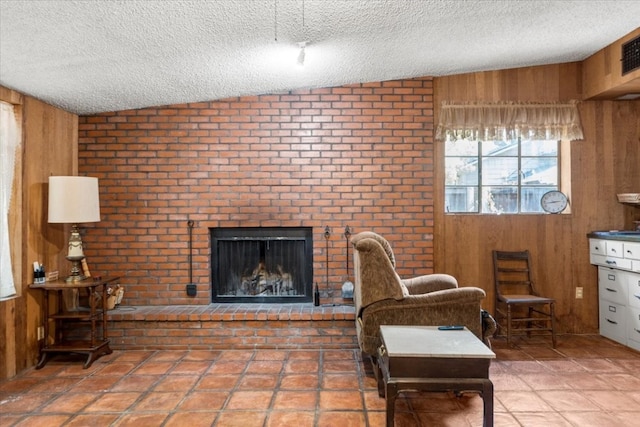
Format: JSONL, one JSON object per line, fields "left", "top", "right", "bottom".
{"left": 445, "top": 138, "right": 559, "bottom": 214}
{"left": 1, "top": 101, "right": 20, "bottom": 299}
{"left": 437, "top": 101, "right": 582, "bottom": 214}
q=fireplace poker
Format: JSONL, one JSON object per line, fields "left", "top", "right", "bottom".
{"left": 186, "top": 220, "right": 197, "bottom": 296}
{"left": 324, "top": 226, "right": 332, "bottom": 297}
{"left": 342, "top": 225, "right": 354, "bottom": 299}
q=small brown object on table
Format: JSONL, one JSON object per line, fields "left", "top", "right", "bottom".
{"left": 29, "top": 276, "right": 120, "bottom": 369}
{"left": 377, "top": 325, "right": 496, "bottom": 427}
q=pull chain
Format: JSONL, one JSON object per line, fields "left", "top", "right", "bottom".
{"left": 274, "top": 0, "right": 278, "bottom": 42}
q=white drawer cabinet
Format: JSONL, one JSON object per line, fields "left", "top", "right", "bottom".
{"left": 629, "top": 273, "right": 640, "bottom": 351}
{"left": 589, "top": 239, "right": 606, "bottom": 256}
{"left": 629, "top": 274, "right": 640, "bottom": 309}
{"left": 628, "top": 307, "right": 640, "bottom": 352}
{"left": 625, "top": 242, "right": 640, "bottom": 272}
{"left": 589, "top": 238, "right": 633, "bottom": 270}
{"left": 605, "top": 240, "right": 624, "bottom": 258}
{"left": 598, "top": 268, "right": 628, "bottom": 305}
{"left": 589, "top": 237, "right": 640, "bottom": 351}
{"left": 624, "top": 242, "right": 640, "bottom": 259}
{"left": 599, "top": 300, "right": 627, "bottom": 345}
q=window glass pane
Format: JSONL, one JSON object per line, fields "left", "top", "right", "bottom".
{"left": 482, "top": 157, "right": 518, "bottom": 185}
{"left": 445, "top": 187, "right": 478, "bottom": 213}
{"left": 445, "top": 157, "right": 478, "bottom": 185}
{"left": 445, "top": 139, "right": 477, "bottom": 156}
{"left": 521, "top": 140, "right": 557, "bottom": 156}
{"left": 521, "top": 158, "right": 558, "bottom": 186}
{"left": 482, "top": 187, "right": 518, "bottom": 214}
{"left": 482, "top": 139, "right": 518, "bottom": 156}
{"left": 521, "top": 187, "right": 555, "bottom": 213}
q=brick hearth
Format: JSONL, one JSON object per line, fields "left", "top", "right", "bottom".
{"left": 102, "top": 303, "right": 357, "bottom": 351}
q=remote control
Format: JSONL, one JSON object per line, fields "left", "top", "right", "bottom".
{"left": 437, "top": 325, "right": 464, "bottom": 330}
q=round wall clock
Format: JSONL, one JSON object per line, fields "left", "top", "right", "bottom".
{"left": 540, "top": 190, "right": 568, "bottom": 214}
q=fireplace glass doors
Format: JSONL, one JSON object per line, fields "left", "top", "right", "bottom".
{"left": 211, "top": 227, "right": 313, "bottom": 303}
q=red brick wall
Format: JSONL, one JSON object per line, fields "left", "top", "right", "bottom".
{"left": 78, "top": 77, "right": 435, "bottom": 306}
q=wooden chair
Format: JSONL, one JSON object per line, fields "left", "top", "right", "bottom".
{"left": 492, "top": 250, "right": 556, "bottom": 348}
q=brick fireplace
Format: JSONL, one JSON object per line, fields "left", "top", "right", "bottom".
{"left": 78, "top": 77, "right": 436, "bottom": 308}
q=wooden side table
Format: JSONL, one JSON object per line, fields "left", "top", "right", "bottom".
{"left": 30, "top": 276, "right": 119, "bottom": 369}
{"left": 377, "top": 325, "right": 496, "bottom": 427}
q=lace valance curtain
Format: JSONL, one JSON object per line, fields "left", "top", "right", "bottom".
{"left": 436, "top": 101, "right": 584, "bottom": 141}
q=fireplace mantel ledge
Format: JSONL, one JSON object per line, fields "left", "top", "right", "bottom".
{"left": 107, "top": 303, "right": 356, "bottom": 322}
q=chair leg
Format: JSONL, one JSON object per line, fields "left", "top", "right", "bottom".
{"left": 369, "top": 354, "right": 379, "bottom": 381}
{"left": 550, "top": 302, "right": 557, "bottom": 348}
{"left": 506, "top": 305, "right": 512, "bottom": 347}
{"left": 494, "top": 299, "right": 501, "bottom": 337}
{"left": 527, "top": 306, "right": 533, "bottom": 338}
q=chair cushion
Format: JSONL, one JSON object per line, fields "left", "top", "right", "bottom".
{"left": 499, "top": 294, "right": 555, "bottom": 304}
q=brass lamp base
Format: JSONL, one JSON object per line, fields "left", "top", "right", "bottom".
{"left": 65, "top": 223, "right": 87, "bottom": 282}
{"left": 66, "top": 256, "right": 86, "bottom": 282}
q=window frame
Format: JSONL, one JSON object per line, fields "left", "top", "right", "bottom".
{"left": 444, "top": 137, "right": 570, "bottom": 215}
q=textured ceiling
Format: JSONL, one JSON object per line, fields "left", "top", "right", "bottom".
{"left": 1, "top": 0, "right": 639, "bottom": 114}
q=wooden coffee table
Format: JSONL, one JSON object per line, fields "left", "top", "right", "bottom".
{"left": 377, "top": 325, "right": 496, "bottom": 427}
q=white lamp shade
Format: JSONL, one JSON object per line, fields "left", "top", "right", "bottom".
{"left": 48, "top": 176, "right": 101, "bottom": 223}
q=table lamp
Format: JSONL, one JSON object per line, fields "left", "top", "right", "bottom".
{"left": 48, "top": 176, "right": 101, "bottom": 282}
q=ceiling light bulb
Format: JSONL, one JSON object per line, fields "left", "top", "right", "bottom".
{"left": 296, "top": 41, "right": 308, "bottom": 67}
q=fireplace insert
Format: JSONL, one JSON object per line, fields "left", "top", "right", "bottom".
{"left": 210, "top": 227, "right": 313, "bottom": 303}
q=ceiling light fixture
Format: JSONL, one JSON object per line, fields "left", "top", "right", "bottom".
{"left": 296, "top": 0, "right": 309, "bottom": 67}
{"left": 297, "top": 41, "right": 307, "bottom": 66}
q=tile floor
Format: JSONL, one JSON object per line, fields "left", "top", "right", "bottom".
{"left": 1, "top": 334, "right": 640, "bottom": 427}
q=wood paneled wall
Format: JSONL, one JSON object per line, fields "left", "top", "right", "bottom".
{"left": 0, "top": 86, "right": 77, "bottom": 379}
{"left": 434, "top": 63, "right": 640, "bottom": 334}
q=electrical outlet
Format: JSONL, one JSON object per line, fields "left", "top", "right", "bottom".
{"left": 575, "top": 287, "right": 584, "bottom": 299}
{"left": 37, "top": 326, "right": 44, "bottom": 340}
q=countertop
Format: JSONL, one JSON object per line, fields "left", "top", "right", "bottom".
{"left": 587, "top": 231, "right": 640, "bottom": 242}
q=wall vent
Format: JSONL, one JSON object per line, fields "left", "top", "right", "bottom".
{"left": 621, "top": 35, "right": 640, "bottom": 75}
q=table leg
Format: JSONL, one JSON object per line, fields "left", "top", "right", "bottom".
{"left": 89, "top": 285, "right": 97, "bottom": 347}
{"left": 385, "top": 382, "right": 398, "bottom": 427}
{"left": 83, "top": 342, "right": 112, "bottom": 369}
{"left": 482, "top": 379, "right": 494, "bottom": 427}
{"left": 102, "top": 283, "right": 109, "bottom": 343}
{"left": 35, "top": 290, "right": 51, "bottom": 369}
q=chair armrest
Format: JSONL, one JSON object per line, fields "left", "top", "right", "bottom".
{"left": 405, "top": 286, "right": 485, "bottom": 304}
{"left": 402, "top": 273, "right": 458, "bottom": 295}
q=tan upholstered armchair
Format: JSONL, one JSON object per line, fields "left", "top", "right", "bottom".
{"left": 352, "top": 231, "right": 495, "bottom": 359}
